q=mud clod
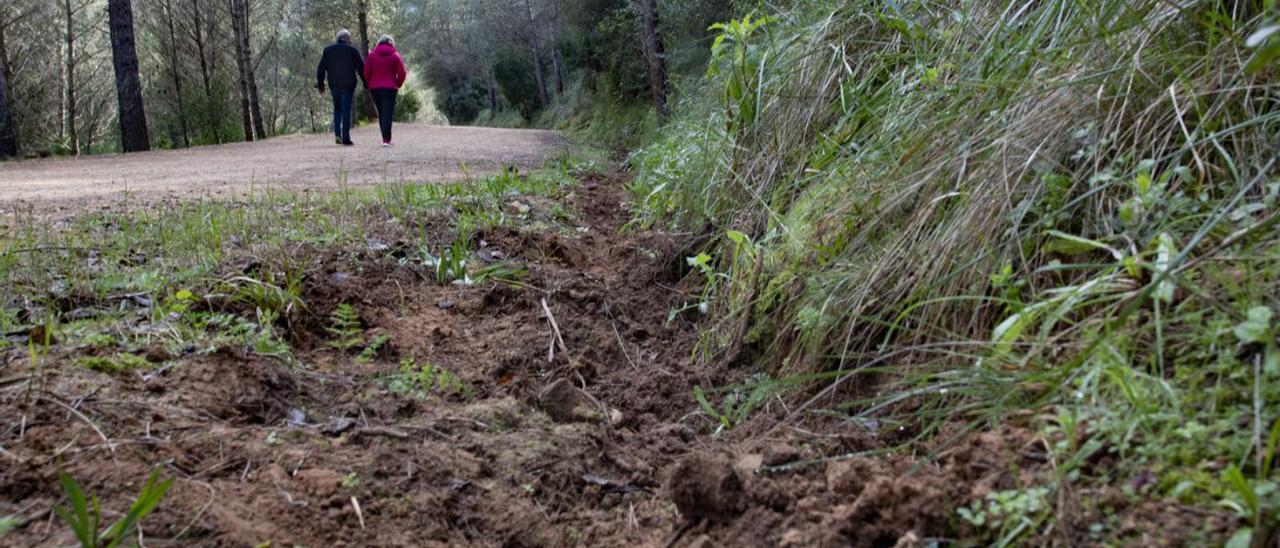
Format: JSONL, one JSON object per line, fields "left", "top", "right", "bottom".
{"left": 538, "top": 378, "right": 606, "bottom": 423}
{"left": 670, "top": 454, "right": 745, "bottom": 523}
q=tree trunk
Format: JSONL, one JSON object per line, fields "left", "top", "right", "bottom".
{"left": 0, "top": 51, "right": 15, "bottom": 158}
{"left": 108, "top": 0, "right": 151, "bottom": 152}
{"left": 487, "top": 69, "right": 499, "bottom": 113}
{"left": 64, "top": 0, "right": 79, "bottom": 155}
{"left": 0, "top": 22, "right": 16, "bottom": 158}
{"left": 549, "top": 0, "right": 565, "bottom": 95}
{"left": 163, "top": 0, "right": 190, "bottom": 147}
{"left": 191, "top": 0, "right": 212, "bottom": 95}
{"left": 639, "top": 0, "right": 668, "bottom": 116}
{"left": 229, "top": 0, "right": 254, "bottom": 141}
{"left": 524, "top": 0, "right": 550, "bottom": 109}
{"left": 552, "top": 49, "right": 565, "bottom": 95}
{"left": 356, "top": 0, "right": 375, "bottom": 122}
{"left": 233, "top": 0, "right": 266, "bottom": 139}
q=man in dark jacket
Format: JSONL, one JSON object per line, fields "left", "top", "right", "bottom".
{"left": 316, "top": 29, "right": 365, "bottom": 146}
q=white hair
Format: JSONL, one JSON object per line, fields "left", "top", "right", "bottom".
{"left": 337, "top": 29, "right": 352, "bottom": 42}
{"left": 377, "top": 34, "right": 394, "bottom": 46}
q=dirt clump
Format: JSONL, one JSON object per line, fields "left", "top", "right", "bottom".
{"left": 670, "top": 453, "right": 746, "bottom": 523}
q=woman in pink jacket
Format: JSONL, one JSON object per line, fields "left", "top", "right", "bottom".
{"left": 363, "top": 35, "right": 408, "bottom": 147}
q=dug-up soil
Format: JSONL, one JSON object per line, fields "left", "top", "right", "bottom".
{"left": 0, "top": 174, "right": 1228, "bottom": 546}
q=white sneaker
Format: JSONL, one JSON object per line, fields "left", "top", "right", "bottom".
{"left": 381, "top": 142, "right": 392, "bottom": 148}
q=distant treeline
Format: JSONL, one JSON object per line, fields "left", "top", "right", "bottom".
{"left": 400, "top": 0, "right": 737, "bottom": 125}
{"left": 0, "top": 0, "right": 427, "bottom": 158}
{"left": 0, "top": 0, "right": 739, "bottom": 159}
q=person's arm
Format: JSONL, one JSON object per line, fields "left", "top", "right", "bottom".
{"left": 316, "top": 49, "right": 328, "bottom": 91}
{"left": 395, "top": 55, "right": 407, "bottom": 89}
{"left": 354, "top": 48, "right": 367, "bottom": 88}
{"left": 362, "top": 54, "right": 373, "bottom": 88}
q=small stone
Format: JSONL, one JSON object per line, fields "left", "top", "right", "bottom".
{"left": 285, "top": 408, "right": 308, "bottom": 428}
{"left": 437, "top": 300, "right": 456, "bottom": 310}
{"left": 320, "top": 418, "right": 356, "bottom": 437}
{"left": 329, "top": 272, "right": 352, "bottom": 286}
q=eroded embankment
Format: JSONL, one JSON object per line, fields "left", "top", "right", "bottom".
{"left": 0, "top": 173, "right": 1226, "bottom": 546}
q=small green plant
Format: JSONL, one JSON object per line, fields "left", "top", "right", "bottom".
{"left": 385, "top": 358, "right": 470, "bottom": 398}
{"left": 55, "top": 469, "right": 173, "bottom": 548}
{"left": 707, "top": 13, "right": 772, "bottom": 129}
{"left": 73, "top": 353, "right": 151, "bottom": 374}
{"left": 1219, "top": 419, "right": 1280, "bottom": 548}
{"left": 472, "top": 261, "right": 528, "bottom": 285}
{"left": 342, "top": 473, "right": 361, "bottom": 489}
{"left": 357, "top": 335, "right": 390, "bottom": 364}
{"left": 432, "top": 237, "right": 472, "bottom": 284}
{"left": 957, "top": 486, "right": 1052, "bottom": 546}
{"left": 0, "top": 514, "right": 20, "bottom": 538}
{"left": 693, "top": 373, "right": 777, "bottom": 434}
{"left": 326, "top": 304, "right": 365, "bottom": 351}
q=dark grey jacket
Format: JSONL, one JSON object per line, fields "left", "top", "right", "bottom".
{"left": 317, "top": 41, "right": 366, "bottom": 92}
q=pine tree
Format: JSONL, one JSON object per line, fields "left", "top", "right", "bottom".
{"left": 107, "top": 0, "right": 150, "bottom": 152}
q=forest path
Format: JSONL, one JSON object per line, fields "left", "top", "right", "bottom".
{"left": 0, "top": 124, "right": 565, "bottom": 214}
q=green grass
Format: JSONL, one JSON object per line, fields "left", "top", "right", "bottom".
{"left": 637, "top": 0, "right": 1279, "bottom": 543}
{"left": 0, "top": 167, "right": 578, "bottom": 372}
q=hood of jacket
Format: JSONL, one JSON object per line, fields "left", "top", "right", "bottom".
{"left": 372, "top": 43, "right": 398, "bottom": 57}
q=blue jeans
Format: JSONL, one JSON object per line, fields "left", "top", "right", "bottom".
{"left": 331, "top": 90, "right": 354, "bottom": 143}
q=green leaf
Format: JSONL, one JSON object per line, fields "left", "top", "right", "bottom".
{"left": 1223, "top": 465, "right": 1258, "bottom": 516}
{"left": 991, "top": 303, "right": 1045, "bottom": 357}
{"left": 1043, "top": 230, "right": 1123, "bottom": 260}
{"left": 1233, "top": 306, "right": 1274, "bottom": 343}
{"left": 1225, "top": 528, "right": 1253, "bottom": 548}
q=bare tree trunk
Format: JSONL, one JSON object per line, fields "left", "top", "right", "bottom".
{"left": 0, "top": 22, "right": 16, "bottom": 158}
{"left": 0, "top": 52, "right": 15, "bottom": 158}
{"left": 163, "top": 0, "right": 190, "bottom": 147}
{"left": 487, "top": 68, "right": 499, "bottom": 113}
{"left": 356, "top": 0, "right": 375, "bottom": 121}
{"left": 524, "top": 0, "right": 549, "bottom": 109}
{"left": 0, "top": 12, "right": 10, "bottom": 94}
{"left": 638, "top": 0, "right": 668, "bottom": 116}
{"left": 64, "top": 0, "right": 79, "bottom": 155}
{"left": 229, "top": 0, "right": 253, "bottom": 141}
{"left": 551, "top": 49, "right": 565, "bottom": 95}
{"left": 549, "top": 0, "right": 564, "bottom": 95}
{"left": 191, "top": 0, "right": 212, "bottom": 95}
{"left": 232, "top": 0, "right": 266, "bottom": 139}
{"left": 108, "top": 0, "right": 150, "bottom": 152}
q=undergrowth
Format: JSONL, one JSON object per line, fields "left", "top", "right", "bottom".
{"left": 636, "top": 0, "right": 1279, "bottom": 544}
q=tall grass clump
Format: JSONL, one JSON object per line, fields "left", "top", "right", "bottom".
{"left": 638, "top": 0, "right": 1278, "bottom": 542}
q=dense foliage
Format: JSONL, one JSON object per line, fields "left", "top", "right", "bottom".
{"left": 631, "top": 0, "right": 1279, "bottom": 543}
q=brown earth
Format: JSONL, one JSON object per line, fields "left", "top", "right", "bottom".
{"left": 0, "top": 173, "right": 1232, "bottom": 546}
{"left": 0, "top": 124, "right": 565, "bottom": 216}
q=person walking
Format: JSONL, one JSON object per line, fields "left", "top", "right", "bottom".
{"left": 316, "top": 29, "right": 365, "bottom": 146}
{"left": 363, "top": 35, "right": 408, "bottom": 147}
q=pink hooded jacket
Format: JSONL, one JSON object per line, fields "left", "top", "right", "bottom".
{"left": 364, "top": 43, "right": 407, "bottom": 91}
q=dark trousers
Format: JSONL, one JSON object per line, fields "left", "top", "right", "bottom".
{"left": 370, "top": 89, "right": 398, "bottom": 143}
{"left": 331, "top": 90, "right": 354, "bottom": 143}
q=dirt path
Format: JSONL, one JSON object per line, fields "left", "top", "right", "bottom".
{"left": 0, "top": 124, "right": 565, "bottom": 213}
